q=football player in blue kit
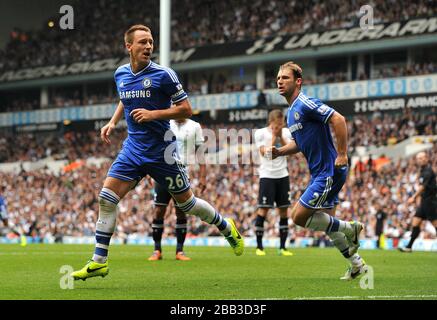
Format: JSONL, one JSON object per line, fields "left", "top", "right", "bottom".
{"left": 0, "top": 185, "right": 26, "bottom": 246}
{"left": 268, "top": 61, "right": 367, "bottom": 280}
{"left": 72, "top": 25, "right": 244, "bottom": 281}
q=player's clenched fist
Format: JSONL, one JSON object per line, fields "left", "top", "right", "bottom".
{"left": 130, "top": 108, "right": 155, "bottom": 123}
{"left": 334, "top": 153, "right": 348, "bottom": 168}
{"left": 264, "top": 146, "right": 281, "bottom": 160}
{"left": 100, "top": 122, "right": 115, "bottom": 144}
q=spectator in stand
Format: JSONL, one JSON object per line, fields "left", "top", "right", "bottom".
{"left": 1, "top": 0, "right": 436, "bottom": 75}
{"left": 2, "top": 109, "right": 435, "bottom": 163}
{"left": 1, "top": 120, "right": 436, "bottom": 245}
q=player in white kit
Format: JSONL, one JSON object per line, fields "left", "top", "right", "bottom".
{"left": 253, "top": 109, "right": 294, "bottom": 256}
{"left": 148, "top": 118, "right": 206, "bottom": 261}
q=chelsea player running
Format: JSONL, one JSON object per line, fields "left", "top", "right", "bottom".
{"left": 72, "top": 25, "right": 244, "bottom": 281}
{"left": 267, "top": 61, "right": 367, "bottom": 280}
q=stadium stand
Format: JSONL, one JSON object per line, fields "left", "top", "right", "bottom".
{"left": 1, "top": 109, "right": 435, "bottom": 163}
{"left": 1, "top": 0, "right": 436, "bottom": 74}
{"left": 1, "top": 116, "right": 436, "bottom": 245}
{"left": 1, "top": 0, "right": 436, "bottom": 251}
{"left": 1, "top": 60, "right": 435, "bottom": 113}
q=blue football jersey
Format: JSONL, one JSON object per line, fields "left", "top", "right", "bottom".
{"left": 286, "top": 92, "right": 337, "bottom": 178}
{"left": 114, "top": 61, "right": 188, "bottom": 161}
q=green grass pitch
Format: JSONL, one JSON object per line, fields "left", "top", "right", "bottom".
{"left": 0, "top": 244, "right": 436, "bottom": 300}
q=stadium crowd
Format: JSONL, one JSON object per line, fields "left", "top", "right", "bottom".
{"left": 2, "top": 59, "right": 435, "bottom": 113}
{"left": 1, "top": 0, "right": 436, "bottom": 74}
{"left": 1, "top": 113, "right": 436, "bottom": 245}
{"left": 1, "top": 143, "right": 435, "bottom": 244}
{"left": 348, "top": 108, "right": 437, "bottom": 149}
{"left": 262, "top": 63, "right": 437, "bottom": 92}
{"left": 0, "top": 128, "right": 124, "bottom": 163}
{"left": 1, "top": 108, "right": 435, "bottom": 163}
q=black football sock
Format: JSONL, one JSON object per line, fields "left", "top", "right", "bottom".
{"left": 406, "top": 226, "right": 420, "bottom": 249}
{"left": 255, "top": 215, "right": 265, "bottom": 250}
{"left": 176, "top": 218, "right": 187, "bottom": 253}
{"left": 279, "top": 218, "right": 289, "bottom": 250}
{"left": 152, "top": 219, "right": 164, "bottom": 252}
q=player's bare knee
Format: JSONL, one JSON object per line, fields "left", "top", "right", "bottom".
{"left": 293, "top": 214, "right": 307, "bottom": 227}
{"left": 172, "top": 189, "right": 193, "bottom": 204}
{"left": 278, "top": 207, "right": 288, "bottom": 218}
{"left": 102, "top": 177, "right": 134, "bottom": 200}
{"left": 257, "top": 208, "right": 269, "bottom": 217}
{"left": 175, "top": 207, "right": 186, "bottom": 219}
{"left": 412, "top": 217, "right": 422, "bottom": 227}
{"left": 154, "top": 206, "right": 166, "bottom": 219}
{"left": 290, "top": 208, "right": 297, "bottom": 222}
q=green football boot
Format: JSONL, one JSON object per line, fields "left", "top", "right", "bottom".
{"left": 224, "top": 218, "right": 244, "bottom": 256}
{"left": 71, "top": 260, "right": 109, "bottom": 281}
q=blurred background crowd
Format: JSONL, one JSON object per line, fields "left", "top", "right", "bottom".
{"left": 1, "top": 0, "right": 435, "bottom": 73}
{"left": 1, "top": 109, "right": 436, "bottom": 245}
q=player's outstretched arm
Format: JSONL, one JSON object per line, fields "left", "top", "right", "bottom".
{"left": 276, "top": 140, "right": 299, "bottom": 157}
{"left": 329, "top": 111, "right": 348, "bottom": 167}
{"left": 130, "top": 99, "right": 192, "bottom": 122}
{"left": 101, "top": 101, "right": 125, "bottom": 144}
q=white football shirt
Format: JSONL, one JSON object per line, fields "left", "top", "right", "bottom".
{"left": 170, "top": 119, "right": 204, "bottom": 166}
{"left": 254, "top": 127, "right": 291, "bottom": 178}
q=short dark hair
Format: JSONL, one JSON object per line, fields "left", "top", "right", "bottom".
{"left": 124, "top": 24, "right": 152, "bottom": 44}
{"left": 280, "top": 61, "right": 303, "bottom": 80}
{"left": 279, "top": 61, "right": 303, "bottom": 90}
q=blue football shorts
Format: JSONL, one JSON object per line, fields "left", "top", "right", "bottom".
{"left": 107, "top": 146, "right": 190, "bottom": 195}
{"left": 299, "top": 166, "right": 348, "bottom": 210}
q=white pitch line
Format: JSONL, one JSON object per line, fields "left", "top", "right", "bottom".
{"left": 0, "top": 251, "right": 92, "bottom": 255}
{"left": 0, "top": 251, "right": 150, "bottom": 255}
{"left": 293, "top": 295, "right": 437, "bottom": 300}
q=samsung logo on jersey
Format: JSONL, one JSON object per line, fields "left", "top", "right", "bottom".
{"left": 119, "top": 90, "right": 150, "bottom": 99}
{"left": 289, "top": 123, "right": 303, "bottom": 133}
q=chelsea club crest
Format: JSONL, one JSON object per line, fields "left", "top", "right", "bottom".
{"left": 294, "top": 112, "right": 300, "bottom": 120}
{"left": 143, "top": 78, "right": 152, "bottom": 89}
